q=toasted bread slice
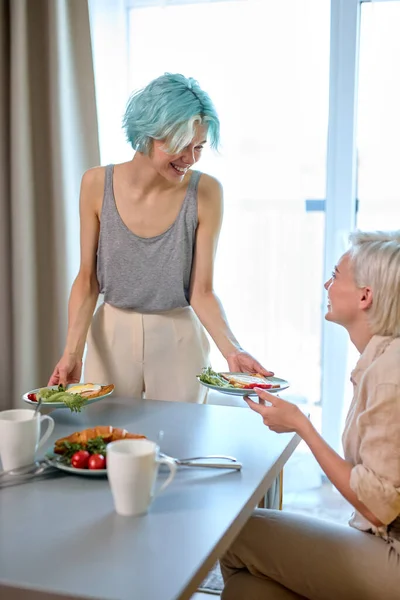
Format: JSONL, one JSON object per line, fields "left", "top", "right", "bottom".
{"left": 221, "top": 373, "right": 280, "bottom": 389}
{"left": 80, "top": 384, "right": 115, "bottom": 399}
{"left": 221, "top": 373, "right": 266, "bottom": 385}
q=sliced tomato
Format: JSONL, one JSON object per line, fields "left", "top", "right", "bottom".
{"left": 27, "top": 393, "right": 37, "bottom": 401}
{"left": 253, "top": 383, "right": 273, "bottom": 389}
{"left": 242, "top": 383, "right": 273, "bottom": 390}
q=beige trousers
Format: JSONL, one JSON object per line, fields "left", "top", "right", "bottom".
{"left": 84, "top": 303, "right": 210, "bottom": 402}
{"left": 220, "top": 510, "right": 400, "bottom": 600}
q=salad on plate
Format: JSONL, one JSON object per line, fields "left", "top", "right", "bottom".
{"left": 197, "top": 367, "right": 289, "bottom": 396}
{"left": 23, "top": 383, "right": 114, "bottom": 412}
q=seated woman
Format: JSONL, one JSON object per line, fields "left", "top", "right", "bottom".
{"left": 221, "top": 230, "right": 400, "bottom": 600}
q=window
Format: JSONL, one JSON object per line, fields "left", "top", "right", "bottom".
{"left": 337, "top": 0, "right": 400, "bottom": 430}
{"left": 125, "top": 0, "right": 331, "bottom": 403}
{"left": 89, "top": 0, "right": 400, "bottom": 450}
{"left": 357, "top": 1, "right": 400, "bottom": 230}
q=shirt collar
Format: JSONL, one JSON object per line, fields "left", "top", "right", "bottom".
{"left": 350, "top": 335, "right": 395, "bottom": 385}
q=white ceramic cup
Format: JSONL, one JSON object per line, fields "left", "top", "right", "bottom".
{"left": 0, "top": 409, "right": 55, "bottom": 471}
{"left": 107, "top": 439, "right": 177, "bottom": 517}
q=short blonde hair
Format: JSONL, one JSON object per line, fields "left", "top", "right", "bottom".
{"left": 349, "top": 230, "right": 400, "bottom": 337}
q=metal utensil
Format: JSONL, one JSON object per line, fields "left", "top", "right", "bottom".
{"left": 0, "top": 461, "right": 43, "bottom": 479}
{"left": 173, "top": 454, "right": 238, "bottom": 464}
{"left": 159, "top": 453, "right": 242, "bottom": 470}
{"left": 177, "top": 460, "right": 242, "bottom": 470}
{"left": 0, "top": 462, "right": 59, "bottom": 488}
{"left": 32, "top": 396, "right": 42, "bottom": 417}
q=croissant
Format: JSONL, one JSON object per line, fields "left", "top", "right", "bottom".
{"left": 54, "top": 426, "right": 146, "bottom": 454}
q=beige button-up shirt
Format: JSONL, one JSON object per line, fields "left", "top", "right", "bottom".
{"left": 342, "top": 335, "right": 400, "bottom": 542}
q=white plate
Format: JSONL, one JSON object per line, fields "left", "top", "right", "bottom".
{"left": 197, "top": 373, "right": 289, "bottom": 396}
{"left": 45, "top": 451, "right": 107, "bottom": 477}
{"left": 22, "top": 384, "right": 114, "bottom": 409}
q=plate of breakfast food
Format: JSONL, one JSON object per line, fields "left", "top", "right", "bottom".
{"left": 197, "top": 367, "right": 289, "bottom": 396}
{"left": 22, "top": 383, "right": 115, "bottom": 412}
{"left": 45, "top": 426, "right": 147, "bottom": 477}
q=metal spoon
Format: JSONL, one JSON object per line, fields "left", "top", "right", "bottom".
{"left": 0, "top": 461, "right": 44, "bottom": 478}
{"left": 32, "top": 396, "right": 42, "bottom": 418}
{"left": 0, "top": 463, "right": 58, "bottom": 488}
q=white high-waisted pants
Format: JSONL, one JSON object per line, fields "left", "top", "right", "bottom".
{"left": 84, "top": 303, "right": 210, "bottom": 403}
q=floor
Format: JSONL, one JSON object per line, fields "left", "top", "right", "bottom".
{"left": 190, "top": 444, "right": 353, "bottom": 599}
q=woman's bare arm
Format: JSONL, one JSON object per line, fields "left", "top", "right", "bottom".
{"left": 64, "top": 168, "right": 104, "bottom": 358}
{"left": 189, "top": 175, "right": 241, "bottom": 358}
{"left": 49, "top": 168, "right": 104, "bottom": 385}
{"left": 247, "top": 391, "right": 384, "bottom": 527}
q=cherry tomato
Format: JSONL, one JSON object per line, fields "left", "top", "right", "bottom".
{"left": 88, "top": 454, "right": 106, "bottom": 470}
{"left": 27, "top": 393, "right": 37, "bottom": 401}
{"left": 71, "top": 450, "right": 90, "bottom": 469}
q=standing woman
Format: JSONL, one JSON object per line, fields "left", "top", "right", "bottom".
{"left": 49, "top": 73, "right": 270, "bottom": 402}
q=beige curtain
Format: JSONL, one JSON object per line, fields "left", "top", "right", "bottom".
{"left": 0, "top": 0, "right": 100, "bottom": 409}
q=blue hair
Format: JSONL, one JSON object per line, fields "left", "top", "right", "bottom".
{"left": 122, "top": 73, "right": 220, "bottom": 155}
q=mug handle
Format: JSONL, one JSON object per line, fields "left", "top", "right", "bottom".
{"left": 37, "top": 415, "right": 55, "bottom": 450}
{"left": 153, "top": 456, "right": 177, "bottom": 499}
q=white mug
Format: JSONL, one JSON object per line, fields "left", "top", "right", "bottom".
{"left": 0, "top": 409, "right": 55, "bottom": 471}
{"left": 107, "top": 439, "right": 177, "bottom": 517}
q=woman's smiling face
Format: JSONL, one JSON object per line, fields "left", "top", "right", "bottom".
{"left": 324, "top": 252, "right": 364, "bottom": 328}
{"left": 150, "top": 123, "right": 208, "bottom": 183}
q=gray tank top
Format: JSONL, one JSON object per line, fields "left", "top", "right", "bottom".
{"left": 96, "top": 165, "right": 200, "bottom": 312}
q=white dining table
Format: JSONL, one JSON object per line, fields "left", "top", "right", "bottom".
{"left": 0, "top": 397, "right": 300, "bottom": 600}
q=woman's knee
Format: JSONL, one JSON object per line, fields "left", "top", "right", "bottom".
{"left": 222, "top": 570, "right": 302, "bottom": 600}
{"left": 221, "top": 571, "right": 262, "bottom": 600}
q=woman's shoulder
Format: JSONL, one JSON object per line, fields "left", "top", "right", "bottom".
{"left": 195, "top": 174, "right": 223, "bottom": 229}
{"left": 79, "top": 166, "right": 108, "bottom": 216}
{"left": 197, "top": 173, "right": 223, "bottom": 211}
{"left": 364, "top": 337, "right": 400, "bottom": 389}
{"left": 197, "top": 172, "right": 223, "bottom": 193}
{"left": 81, "top": 165, "right": 107, "bottom": 189}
